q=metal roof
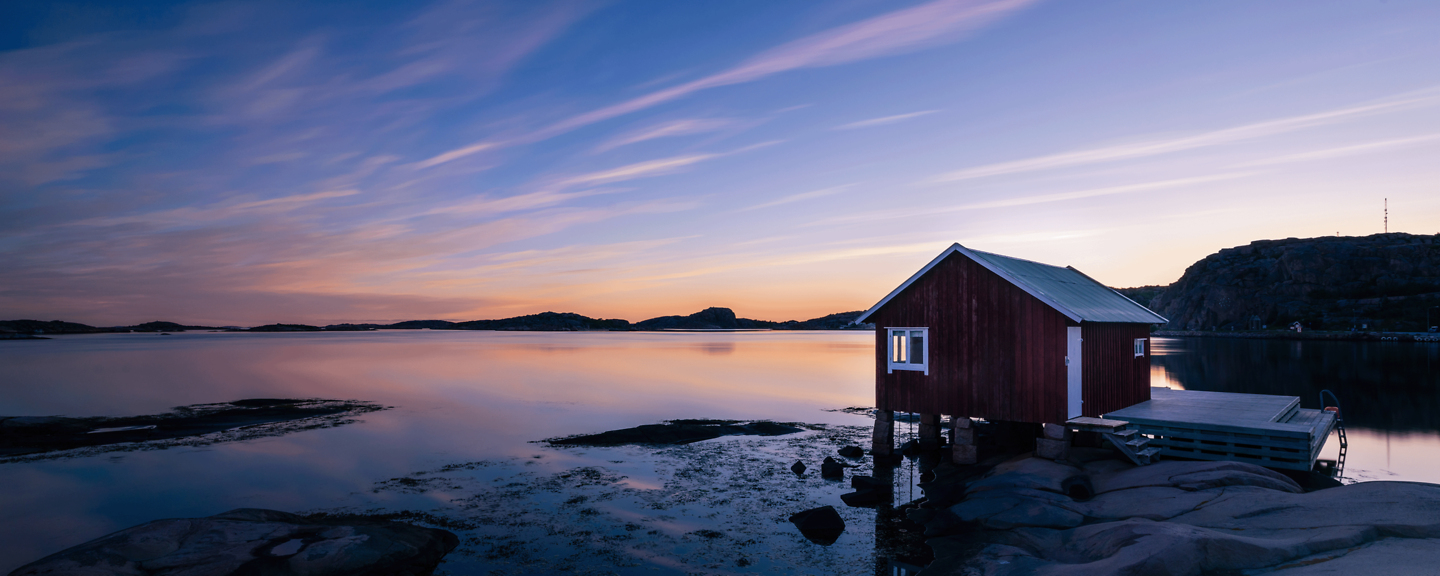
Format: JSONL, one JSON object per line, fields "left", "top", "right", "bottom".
{"left": 855, "top": 243, "right": 1168, "bottom": 324}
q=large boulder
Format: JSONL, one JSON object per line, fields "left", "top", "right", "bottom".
{"left": 10, "top": 508, "right": 458, "bottom": 576}
{"left": 788, "top": 506, "right": 846, "bottom": 545}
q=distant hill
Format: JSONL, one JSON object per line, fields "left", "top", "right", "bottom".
{"left": 1123, "top": 233, "right": 1440, "bottom": 331}
{"left": 2, "top": 308, "right": 873, "bottom": 334}
{"left": 0, "top": 320, "right": 111, "bottom": 334}
{"left": 774, "top": 310, "right": 871, "bottom": 330}
{"left": 454, "top": 312, "right": 630, "bottom": 331}
{"left": 633, "top": 307, "right": 775, "bottom": 330}
{"left": 249, "top": 324, "right": 324, "bottom": 332}
{"left": 130, "top": 321, "right": 215, "bottom": 332}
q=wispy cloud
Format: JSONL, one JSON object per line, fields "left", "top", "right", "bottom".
{"left": 834, "top": 110, "right": 938, "bottom": 130}
{"left": 811, "top": 173, "right": 1249, "bottom": 227}
{"left": 593, "top": 118, "right": 736, "bottom": 153}
{"left": 739, "top": 185, "right": 853, "bottom": 211}
{"left": 927, "top": 90, "right": 1440, "bottom": 183}
{"left": 412, "top": 141, "right": 502, "bottom": 170}
{"left": 537, "top": 0, "right": 1037, "bottom": 138}
{"left": 1232, "top": 133, "right": 1440, "bottom": 167}
{"left": 559, "top": 154, "right": 719, "bottom": 187}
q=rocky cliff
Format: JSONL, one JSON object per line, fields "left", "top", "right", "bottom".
{"left": 1142, "top": 233, "right": 1440, "bottom": 331}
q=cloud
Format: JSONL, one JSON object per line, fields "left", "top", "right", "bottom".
{"left": 927, "top": 90, "right": 1440, "bottom": 183}
{"left": 412, "top": 141, "right": 501, "bottom": 169}
{"left": 593, "top": 118, "right": 736, "bottom": 153}
{"left": 1232, "top": 134, "right": 1440, "bottom": 167}
{"left": 739, "top": 185, "right": 853, "bottom": 211}
{"left": 232, "top": 189, "right": 360, "bottom": 210}
{"left": 809, "top": 173, "right": 1249, "bottom": 227}
{"left": 834, "top": 110, "right": 939, "bottom": 130}
{"left": 536, "top": 0, "right": 1036, "bottom": 138}
{"left": 558, "top": 154, "right": 719, "bottom": 187}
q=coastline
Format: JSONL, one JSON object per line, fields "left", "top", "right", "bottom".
{"left": 1154, "top": 329, "right": 1440, "bottom": 342}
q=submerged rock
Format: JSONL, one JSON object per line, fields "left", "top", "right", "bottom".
{"left": 10, "top": 508, "right": 458, "bottom": 576}
{"left": 791, "top": 460, "right": 807, "bottom": 475}
{"left": 788, "top": 506, "right": 846, "bottom": 545}
{"left": 547, "top": 419, "right": 805, "bottom": 446}
{"left": 837, "top": 445, "right": 864, "bottom": 458}
{"left": 0, "top": 399, "right": 385, "bottom": 460}
{"left": 820, "top": 456, "right": 848, "bottom": 479}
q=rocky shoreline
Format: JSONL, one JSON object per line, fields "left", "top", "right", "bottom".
{"left": 907, "top": 449, "right": 1440, "bottom": 575}
{"left": 11, "top": 414, "right": 1440, "bottom": 575}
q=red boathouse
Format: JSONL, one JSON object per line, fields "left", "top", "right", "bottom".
{"left": 855, "top": 243, "right": 1167, "bottom": 462}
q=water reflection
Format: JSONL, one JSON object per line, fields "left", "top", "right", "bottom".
{"left": 0, "top": 331, "right": 877, "bottom": 574}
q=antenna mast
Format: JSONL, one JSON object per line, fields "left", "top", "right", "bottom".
{"left": 1384, "top": 198, "right": 1388, "bottom": 233}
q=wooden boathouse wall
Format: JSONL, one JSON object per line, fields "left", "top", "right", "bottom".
{"left": 1081, "top": 322, "right": 1152, "bottom": 417}
{"left": 870, "top": 252, "right": 1071, "bottom": 424}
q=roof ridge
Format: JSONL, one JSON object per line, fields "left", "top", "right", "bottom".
{"left": 969, "top": 248, "right": 1073, "bottom": 272}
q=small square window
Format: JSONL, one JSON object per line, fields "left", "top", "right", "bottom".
{"left": 1134, "top": 338, "right": 1147, "bottom": 358}
{"left": 888, "top": 327, "right": 929, "bottom": 374}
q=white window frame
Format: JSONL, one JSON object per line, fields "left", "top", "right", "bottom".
{"left": 886, "top": 327, "right": 929, "bottom": 375}
{"left": 1134, "top": 338, "right": 1147, "bottom": 358}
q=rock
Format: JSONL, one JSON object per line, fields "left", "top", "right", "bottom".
{"left": 790, "top": 460, "right": 806, "bottom": 475}
{"left": 967, "top": 454, "right": 1080, "bottom": 495}
{"left": 820, "top": 456, "right": 846, "bottom": 479}
{"left": 919, "top": 454, "right": 1440, "bottom": 576}
{"left": 1089, "top": 460, "right": 1302, "bottom": 495}
{"left": 1139, "top": 233, "right": 1440, "bottom": 331}
{"left": 898, "top": 439, "right": 920, "bottom": 456}
{"left": 837, "top": 445, "right": 864, "bottom": 458}
{"left": 788, "top": 506, "right": 845, "bottom": 545}
{"left": 1035, "top": 437, "right": 1068, "bottom": 460}
{"left": 840, "top": 489, "right": 883, "bottom": 508}
{"left": 10, "top": 508, "right": 458, "bottom": 576}
{"left": 850, "top": 476, "right": 885, "bottom": 491}
{"left": 548, "top": 420, "right": 805, "bottom": 446}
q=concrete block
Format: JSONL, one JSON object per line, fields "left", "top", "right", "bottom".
{"left": 918, "top": 413, "right": 942, "bottom": 442}
{"left": 952, "top": 417, "right": 972, "bottom": 430}
{"left": 1043, "top": 423, "right": 1073, "bottom": 441}
{"left": 1036, "top": 438, "right": 1069, "bottom": 461}
{"left": 872, "top": 416, "right": 895, "bottom": 456}
{"left": 952, "top": 427, "right": 974, "bottom": 446}
{"left": 951, "top": 444, "right": 977, "bottom": 465}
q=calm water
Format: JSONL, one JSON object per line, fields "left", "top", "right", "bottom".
{"left": 1, "top": 332, "right": 1437, "bottom": 573}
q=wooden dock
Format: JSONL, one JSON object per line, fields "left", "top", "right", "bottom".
{"left": 1104, "top": 387, "right": 1337, "bottom": 471}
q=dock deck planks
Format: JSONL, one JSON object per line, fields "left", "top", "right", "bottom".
{"left": 1104, "top": 387, "right": 1336, "bottom": 471}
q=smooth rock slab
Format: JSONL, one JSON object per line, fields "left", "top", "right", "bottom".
{"left": 10, "top": 508, "right": 458, "bottom": 576}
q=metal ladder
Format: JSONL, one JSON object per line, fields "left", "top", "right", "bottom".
{"left": 1320, "top": 389, "right": 1347, "bottom": 477}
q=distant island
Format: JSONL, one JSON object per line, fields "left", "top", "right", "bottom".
{"left": 0, "top": 307, "right": 873, "bottom": 336}
{"left": 7, "top": 233, "right": 1437, "bottom": 338}
{"left": 1117, "top": 232, "right": 1440, "bottom": 333}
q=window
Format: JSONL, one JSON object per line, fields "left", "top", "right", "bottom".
{"left": 887, "top": 327, "right": 929, "bottom": 374}
{"left": 1134, "top": 338, "right": 1147, "bottom": 358}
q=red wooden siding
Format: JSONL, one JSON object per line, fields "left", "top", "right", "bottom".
{"left": 1080, "top": 323, "right": 1153, "bottom": 416}
{"left": 871, "top": 252, "right": 1071, "bottom": 424}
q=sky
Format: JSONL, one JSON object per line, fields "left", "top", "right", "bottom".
{"left": 2, "top": 0, "right": 1439, "bottom": 327}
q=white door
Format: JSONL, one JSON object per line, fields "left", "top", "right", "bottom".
{"left": 1067, "top": 326, "right": 1083, "bottom": 419}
